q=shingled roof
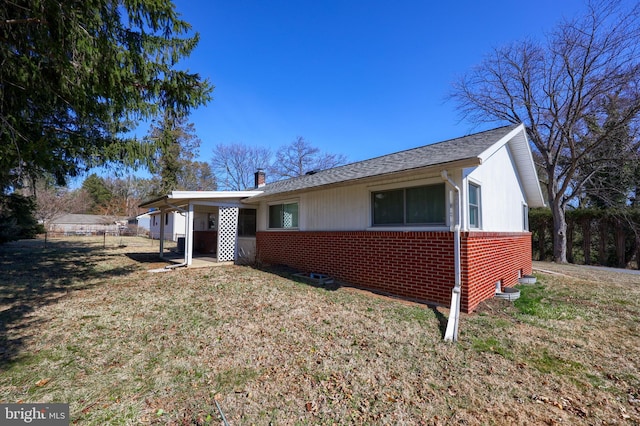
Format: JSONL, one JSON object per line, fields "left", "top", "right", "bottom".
{"left": 247, "top": 124, "right": 521, "bottom": 200}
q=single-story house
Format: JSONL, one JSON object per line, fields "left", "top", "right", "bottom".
{"left": 48, "top": 214, "right": 128, "bottom": 235}
{"left": 140, "top": 124, "right": 545, "bottom": 313}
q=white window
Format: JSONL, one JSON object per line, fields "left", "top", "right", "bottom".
{"left": 269, "top": 202, "right": 299, "bottom": 229}
{"left": 523, "top": 204, "right": 529, "bottom": 231}
{"left": 468, "top": 182, "right": 481, "bottom": 228}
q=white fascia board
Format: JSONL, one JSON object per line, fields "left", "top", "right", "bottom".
{"left": 190, "top": 200, "right": 250, "bottom": 208}
{"left": 169, "top": 190, "right": 262, "bottom": 199}
{"left": 477, "top": 123, "right": 545, "bottom": 208}
{"left": 477, "top": 123, "right": 525, "bottom": 163}
{"left": 141, "top": 191, "right": 263, "bottom": 210}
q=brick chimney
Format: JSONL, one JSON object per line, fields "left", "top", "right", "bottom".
{"left": 254, "top": 169, "right": 266, "bottom": 188}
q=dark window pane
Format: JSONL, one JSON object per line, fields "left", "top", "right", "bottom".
{"left": 406, "top": 184, "right": 445, "bottom": 224}
{"left": 469, "top": 183, "right": 480, "bottom": 228}
{"left": 269, "top": 204, "right": 282, "bottom": 228}
{"left": 268, "top": 203, "right": 298, "bottom": 228}
{"left": 373, "top": 189, "right": 404, "bottom": 225}
{"left": 238, "top": 209, "right": 256, "bottom": 236}
{"left": 283, "top": 203, "right": 298, "bottom": 228}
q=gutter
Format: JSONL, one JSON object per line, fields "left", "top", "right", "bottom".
{"left": 441, "top": 170, "right": 461, "bottom": 342}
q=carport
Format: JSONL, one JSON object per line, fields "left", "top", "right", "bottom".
{"left": 139, "top": 191, "right": 261, "bottom": 267}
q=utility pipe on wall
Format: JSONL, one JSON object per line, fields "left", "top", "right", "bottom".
{"left": 441, "top": 170, "right": 461, "bottom": 342}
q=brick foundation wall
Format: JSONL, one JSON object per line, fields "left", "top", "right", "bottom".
{"left": 461, "top": 232, "right": 532, "bottom": 312}
{"left": 256, "top": 231, "right": 455, "bottom": 307}
{"left": 256, "top": 231, "right": 532, "bottom": 313}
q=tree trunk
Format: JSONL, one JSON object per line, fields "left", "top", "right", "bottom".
{"left": 599, "top": 220, "right": 608, "bottom": 265}
{"left": 582, "top": 218, "right": 592, "bottom": 265}
{"left": 615, "top": 220, "right": 626, "bottom": 268}
{"left": 636, "top": 234, "right": 640, "bottom": 270}
{"left": 546, "top": 167, "right": 567, "bottom": 264}
{"left": 567, "top": 220, "right": 574, "bottom": 263}
{"left": 551, "top": 198, "right": 568, "bottom": 263}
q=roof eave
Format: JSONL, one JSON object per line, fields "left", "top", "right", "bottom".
{"left": 139, "top": 190, "right": 263, "bottom": 210}
{"left": 243, "top": 157, "right": 482, "bottom": 203}
{"left": 139, "top": 195, "right": 169, "bottom": 209}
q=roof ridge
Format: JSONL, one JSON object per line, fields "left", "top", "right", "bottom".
{"left": 262, "top": 124, "right": 519, "bottom": 188}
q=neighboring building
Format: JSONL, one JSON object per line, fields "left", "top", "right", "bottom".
{"left": 140, "top": 124, "right": 545, "bottom": 313}
{"left": 135, "top": 212, "right": 151, "bottom": 232}
{"left": 148, "top": 210, "right": 187, "bottom": 242}
{"left": 48, "top": 214, "right": 128, "bottom": 235}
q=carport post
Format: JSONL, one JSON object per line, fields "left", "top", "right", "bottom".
{"left": 186, "top": 203, "right": 194, "bottom": 266}
{"left": 159, "top": 210, "right": 165, "bottom": 258}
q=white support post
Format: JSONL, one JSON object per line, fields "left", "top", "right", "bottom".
{"left": 159, "top": 211, "right": 165, "bottom": 259}
{"left": 186, "top": 203, "right": 194, "bottom": 266}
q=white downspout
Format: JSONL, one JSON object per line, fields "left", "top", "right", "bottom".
{"left": 441, "top": 170, "right": 462, "bottom": 342}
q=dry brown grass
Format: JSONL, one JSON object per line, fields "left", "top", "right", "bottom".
{"left": 0, "top": 237, "right": 639, "bottom": 425}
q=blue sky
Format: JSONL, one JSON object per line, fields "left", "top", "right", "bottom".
{"left": 147, "top": 1, "right": 597, "bottom": 165}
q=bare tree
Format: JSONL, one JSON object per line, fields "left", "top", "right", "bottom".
{"left": 269, "top": 136, "right": 348, "bottom": 180}
{"left": 103, "top": 176, "right": 154, "bottom": 217}
{"left": 450, "top": 0, "right": 640, "bottom": 263}
{"left": 177, "top": 161, "right": 216, "bottom": 191}
{"left": 34, "top": 184, "right": 87, "bottom": 231}
{"left": 211, "top": 143, "right": 271, "bottom": 190}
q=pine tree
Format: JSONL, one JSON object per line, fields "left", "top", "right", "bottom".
{"left": 0, "top": 0, "right": 213, "bottom": 191}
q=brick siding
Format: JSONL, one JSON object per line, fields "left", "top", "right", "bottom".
{"left": 462, "top": 232, "right": 532, "bottom": 312}
{"left": 256, "top": 231, "right": 532, "bottom": 313}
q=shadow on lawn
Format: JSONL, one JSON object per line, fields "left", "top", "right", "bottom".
{"left": 0, "top": 239, "right": 139, "bottom": 368}
{"left": 257, "top": 264, "right": 343, "bottom": 291}
{"left": 257, "top": 264, "right": 450, "bottom": 338}
{"left": 125, "top": 252, "right": 170, "bottom": 263}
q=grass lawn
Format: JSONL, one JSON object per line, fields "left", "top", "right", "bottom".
{"left": 0, "top": 236, "right": 639, "bottom": 425}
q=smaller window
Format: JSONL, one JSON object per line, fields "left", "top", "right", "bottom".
{"left": 238, "top": 209, "right": 256, "bottom": 236}
{"left": 269, "top": 202, "right": 299, "bottom": 229}
{"left": 523, "top": 204, "right": 529, "bottom": 231}
{"left": 165, "top": 213, "right": 169, "bottom": 225}
{"left": 468, "top": 183, "right": 481, "bottom": 228}
{"left": 208, "top": 213, "right": 217, "bottom": 230}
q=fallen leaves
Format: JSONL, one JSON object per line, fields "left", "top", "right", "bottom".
{"left": 531, "top": 394, "right": 588, "bottom": 417}
{"left": 35, "top": 378, "right": 51, "bottom": 387}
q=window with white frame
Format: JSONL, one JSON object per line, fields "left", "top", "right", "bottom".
{"left": 523, "top": 204, "right": 529, "bottom": 231}
{"left": 372, "top": 183, "right": 446, "bottom": 226}
{"left": 468, "top": 182, "right": 481, "bottom": 228}
{"left": 268, "top": 202, "right": 299, "bottom": 229}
